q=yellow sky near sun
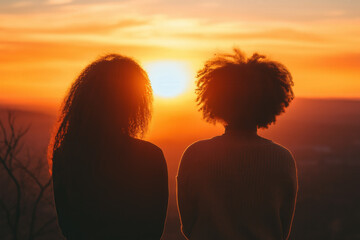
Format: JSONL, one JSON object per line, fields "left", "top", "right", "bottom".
{"left": 0, "top": 0, "right": 360, "bottom": 111}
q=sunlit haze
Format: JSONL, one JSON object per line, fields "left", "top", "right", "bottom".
{"left": 145, "top": 61, "right": 191, "bottom": 98}
{"left": 0, "top": 0, "right": 359, "bottom": 111}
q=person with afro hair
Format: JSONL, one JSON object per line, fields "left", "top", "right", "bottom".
{"left": 177, "top": 49, "right": 298, "bottom": 240}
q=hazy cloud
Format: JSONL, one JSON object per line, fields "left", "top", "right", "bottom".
{"left": 46, "top": 0, "right": 73, "bottom": 5}
{"left": 173, "top": 28, "right": 326, "bottom": 43}
{"left": 0, "top": 19, "right": 149, "bottom": 34}
{"left": 11, "top": 1, "right": 33, "bottom": 8}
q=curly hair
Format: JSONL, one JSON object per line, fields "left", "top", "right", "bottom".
{"left": 196, "top": 49, "right": 294, "bottom": 129}
{"left": 48, "top": 54, "right": 152, "bottom": 167}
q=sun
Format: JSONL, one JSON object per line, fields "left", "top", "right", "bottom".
{"left": 145, "top": 61, "right": 190, "bottom": 98}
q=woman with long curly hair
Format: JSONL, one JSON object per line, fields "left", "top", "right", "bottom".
{"left": 177, "top": 49, "right": 298, "bottom": 240}
{"left": 49, "top": 54, "right": 168, "bottom": 240}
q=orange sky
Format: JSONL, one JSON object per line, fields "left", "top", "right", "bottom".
{"left": 0, "top": 0, "right": 359, "bottom": 110}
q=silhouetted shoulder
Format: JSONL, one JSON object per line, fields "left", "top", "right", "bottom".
{"left": 179, "top": 137, "right": 221, "bottom": 176}
{"left": 130, "top": 138, "right": 165, "bottom": 158}
{"left": 267, "top": 141, "right": 296, "bottom": 172}
{"left": 266, "top": 140, "right": 291, "bottom": 154}
{"left": 184, "top": 138, "right": 213, "bottom": 154}
{"left": 182, "top": 136, "right": 221, "bottom": 158}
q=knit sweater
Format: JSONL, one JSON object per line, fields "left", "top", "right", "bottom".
{"left": 53, "top": 138, "right": 168, "bottom": 240}
{"left": 177, "top": 131, "right": 298, "bottom": 240}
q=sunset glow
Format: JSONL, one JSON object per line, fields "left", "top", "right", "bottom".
{"left": 145, "top": 61, "right": 191, "bottom": 98}
{"left": 0, "top": 0, "right": 357, "bottom": 116}
{"left": 0, "top": 0, "right": 359, "bottom": 111}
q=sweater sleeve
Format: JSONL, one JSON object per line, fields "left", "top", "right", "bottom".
{"left": 52, "top": 156, "right": 72, "bottom": 238}
{"left": 124, "top": 147, "right": 169, "bottom": 240}
{"left": 147, "top": 149, "right": 169, "bottom": 239}
{"left": 177, "top": 146, "right": 198, "bottom": 239}
{"left": 280, "top": 152, "right": 298, "bottom": 240}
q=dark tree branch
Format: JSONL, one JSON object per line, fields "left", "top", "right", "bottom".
{"left": 33, "top": 216, "right": 57, "bottom": 238}
{"left": 15, "top": 161, "right": 43, "bottom": 188}
{"left": 0, "top": 111, "right": 57, "bottom": 240}
{"left": 0, "top": 120, "right": 8, "bottom": 144}
{"left": 0, "top": 113, "right": 25, "bottom": 240}
{"left": 29, "top": 178, "right": 53, "bottom": 240}
{"left": 0, "top": 198, "right": 13, "bottom": 231}
{"left": 0, "top": 154, "right": 21, "bottom": 240}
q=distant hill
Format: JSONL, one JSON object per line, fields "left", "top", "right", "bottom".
{"left": 1, "top": 97, "right": 359, "bottom": 163}
{"left": 260, "top": 98, "right": 360, "bottom": 165}
{"left": 0, "top": 107, "right": 56, "bottom": 155}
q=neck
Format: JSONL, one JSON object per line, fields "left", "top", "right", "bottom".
{"left": 224, "top": 125, "right": 258, "bottom": 137}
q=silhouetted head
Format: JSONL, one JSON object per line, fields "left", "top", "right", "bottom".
{"left": 49, "top": 54, "right": 152, "bottom": 164}
{"left": 196, "top": 49, "right": 294, "bottom": 130}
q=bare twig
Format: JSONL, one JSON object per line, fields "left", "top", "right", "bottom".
{"left": 0, "top": 154, "right": 22, "bottom": 240}
{"left": 32, "top": 216, "right": 57, "bottom": 238}
{"left": 15, "top": 161, "right": 42, "bottom": 188}
{"left": 29, "top": 177, "right": 53, "bottom": 240}
{"left": 0, "top": 111, "right": 57, "bottom": 240}
{"left": 0, "top": 198, "right": 14, "bottom": 231}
